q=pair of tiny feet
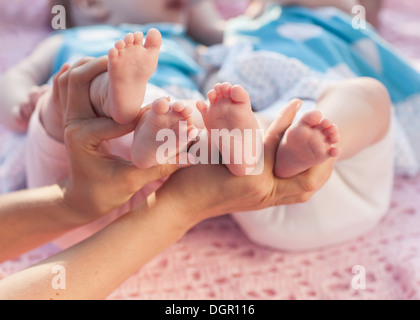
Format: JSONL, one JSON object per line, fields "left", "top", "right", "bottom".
{"left": 103, "top": 29, "right": 340, "bottom": 178}
{"left": 198, "top": 83, "right": 340, "bottom": 178}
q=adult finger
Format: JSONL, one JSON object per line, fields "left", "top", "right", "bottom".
{"left": 68, "top": 56, "right": 107, "bottom": 86}
{"left": 66, "top": 57, "right": 95, "bottom": 70}
{"left": 71, "top": 106, "right": 150, "bottom": 149}
{"left": 65, "top": 56, "right": 108, "bottom": 122}
{"left": 52, "top": 63, "right": 71, "bottom": 113}
{"left": 263, "top": 99, "right": 302, "bottom": 166}
{"left": 295, "top": 158, "right": 335, "bottom": 194}
{"left": 272, "top": 158, "right": 336, "bottom": 206}
{"left": 70, "top": 118, "right": 138, "bottom": 151}
{"left": 58, "top": 57, "right": 95, "bottom": 108}
{"left": 116, "top": 153, "right": 196, "bottom": 193}
{"left": 58, "top": 67, "right": 71, "bottom": 111}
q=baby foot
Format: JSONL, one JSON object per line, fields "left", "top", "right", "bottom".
{"left": 104, "top": 29, "right": 162, "bottom": 124}
{"left": 274, "top": 110, "right": 340, "bottom": 179}
{"left": 131, "top": 98, "right": 198, "bottom": 169}
{"left": 197, "top": 82, "right": 262, "bottom": 176}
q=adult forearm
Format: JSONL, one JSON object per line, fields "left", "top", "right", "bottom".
{"left": 0, "top": 192, "right": 192, "bottom": 300}
{"left": 0, "top": 185, "right": 88, "bottom": 262}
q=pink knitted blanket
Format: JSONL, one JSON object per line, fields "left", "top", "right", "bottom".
{"left": 0, "top": 0, "right": 419, "bottom": 300}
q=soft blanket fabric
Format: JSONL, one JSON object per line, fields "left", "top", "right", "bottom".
{"left": 0, "top": 0, "right": 419, "bottom": 300}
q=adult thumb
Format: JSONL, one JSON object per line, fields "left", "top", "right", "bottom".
{"left": 264, "top": 99, "right": 302, "bottom": 160}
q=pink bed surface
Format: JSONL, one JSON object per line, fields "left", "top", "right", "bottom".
{"left": 0, "top": 0, "right": 419, "bottom": 300}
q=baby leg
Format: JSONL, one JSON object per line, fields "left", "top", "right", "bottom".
{"left": 39, "top": 29, "right": 162, "bottom": 144}
{"left": 90, "top": 29, "right": 162, "bottom": 124}
{"left": 275, "top": 77, "right": 391, "bottom": 179}
{"left": 233, "top": 78, "right": 393, "bottom": 252}
{"left": 314, "top": 78, "right": 391, "bottom": 160}
{"left": 197, "top": 83, "right": 262, "bottom": 176}
{"left": 131, "top": 98, "right": 198, "bottom": 169}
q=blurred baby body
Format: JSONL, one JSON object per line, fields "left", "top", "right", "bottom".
{"left": 0, "top": 0, "right": 219, "bottom": 132}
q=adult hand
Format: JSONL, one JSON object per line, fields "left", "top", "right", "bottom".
{"left": 158, "top": 99, "right": 335, "bottom": 227}
{"left": 53, "top": 57, "right": 190, "bottom": 221}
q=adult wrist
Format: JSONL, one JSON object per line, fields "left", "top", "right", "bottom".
{"left": 59, "top": 181, "right": 100, "bottom": 227}
{"left": 151, "top": 190, "right": 200, "bottom": 233}
{"left": 123, "top": 193, "right": 194, "bottom": 252}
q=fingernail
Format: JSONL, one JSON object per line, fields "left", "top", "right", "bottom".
{"left": 61, "top": 63, "right": 70, "bottom": 72}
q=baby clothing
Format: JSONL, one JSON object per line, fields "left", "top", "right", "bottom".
{"left": 225, "top": 5, "right": 420, "bottom": 104}
{"left": 203, "top": 5, "right": 420, "bottom": 177}
{"left": 204, "top": 5, "right": 400, "bottom": 250}
{"left": 233, "top": 103, "right": 396, "bottom": 251}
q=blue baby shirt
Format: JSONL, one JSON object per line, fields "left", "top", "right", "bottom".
{"left": 225, "top": 5, "right": 420, "bottom": 104}
{"left": 51, "top": 23, "right": 203, "bottom": 91}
